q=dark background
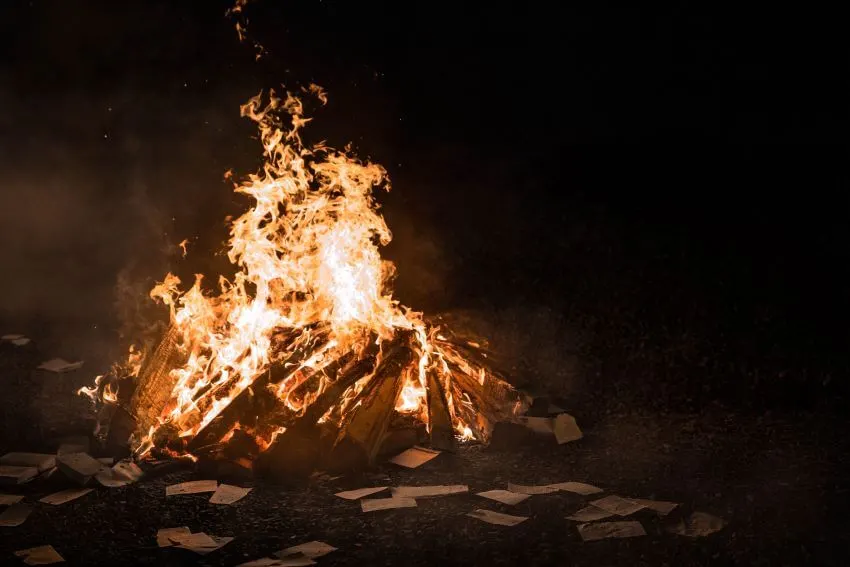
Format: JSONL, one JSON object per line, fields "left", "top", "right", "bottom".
{"left": 0, "top": 0, "right": 847, "bottom": 415}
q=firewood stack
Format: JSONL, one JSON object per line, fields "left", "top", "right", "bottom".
{"left": 109, "top": 321, "right": 528, "bottom": 481}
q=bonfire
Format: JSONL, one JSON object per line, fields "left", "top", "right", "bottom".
{"left": 82, "top": 86, "right": 527, "bottom": 478}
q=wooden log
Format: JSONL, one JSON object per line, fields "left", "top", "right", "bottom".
{"left": 329, "top": 333, "right": 416, "bottom": 470}
{"left": 426, "top": 369, "right": 456, "bottom": 452}
{"left": 128, "top": 325, "right": 185, "bottom": 438}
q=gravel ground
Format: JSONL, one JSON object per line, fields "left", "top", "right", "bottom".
{"left": 2, "top": 345, "right": 849, "bottom": 566}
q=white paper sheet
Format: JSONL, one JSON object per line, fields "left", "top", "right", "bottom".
{"left": 360, "top": 497, "right": 417, "bottom": 512}
{"left": 507, "top": 482, "right": 559, "bottom": 495}
{"left": 276, "top": 540, "right": 337, "bottom": 559}
{"left": 475, "top": 490, "right": 530, "bottom": 506}
{"left": 589, "top": 495, "right": 646, "bottom": 516}
{"left": 157, "top": 527, "right": 191, "bottom": 547}
{"left": 334, "top": 486, "right": 388, "bottom": 500}
{"left": 166, "top": 480, "right": 218, "bottom": 496}
{"left": 387, "top": 446, "right": 440, "bottom": 468}
{"left": 391, "top": 485, "right": 468, "bottom": 498}
{"left": 632, "top": 498, "right": 679, "bottom": 516}
{"left": 209, "top": 484, "right": 252, "bottom": 505}
{"left": 548, "top": 481, "right": 603, "bottom": 495}
{"left": 577, "top": 521, "right": 646, "bottom": 541}
{"left": 466, "top": 508, "right": 528, "bottom": 526}
{"left": 521, "top": 416, "right": 554, "bottom": 434}
{"left": 567, "top": 506, "right": 614, "bottom": 522}
{"left": 14, "top": 545, "right": 65, "bottom": 565}
{"left": 11, "top": 338, "right": 31, "bottom": 346}
{"left": 39, "top": 488, "right": 93, "bottom": 505}
{"left": 552, "top": 413, "right": 583, "bottom": 444}
{"left": 37, "top": 359, "right": 84, "bottom": 373}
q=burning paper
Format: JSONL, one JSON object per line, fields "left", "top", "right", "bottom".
{"left": 166, "top": 480, "right": 218, "bottom": 496}
{"left": 632, "top": 498, "right": 679, "bottom": 516}
{"left": 360, "top": 497, "right": 417, "bottom": 512}
{"left": 391, "top": 485, "right": 468, "bottom": 498}
{"left": 14, "top": 545, "right": 64, "bottom": 565}
{"left": 548, "top": 481, "right": 603, "bottom": 495}
{"left": 577, "top": 521, "right": 646, "bottom": 541}
{"left": 589, "top": 495, "right": 646, "bottom": 517}
{"left": 37, "top": 359, "right": 84, "bottom": 373}
{"left": 157, "top": 526, "right": 191, "bottom": 547}
{"left": 668, "top": 511, "right": 726, "bottom": 537}
{"left": 475, "top": 490, "right": 530, "bottom": 506}
{"left": 39, "top": 488, "right": 93, "bottom": 505}
{"left": 507, "top": 483, "right": 559, "bottom": 495}
{"left": 567, "top": 506, "right": 614, "bottom": 522}
{"left": 334, "top": 486, "right": 387, "bottom": 500}
{"left": 0, "top": 493, "right": 25, "bottom": 506}
{"left": 209, "top": 484, "right": 252, "bottom": 505}
{"left": 466, "top": 508, "right": 528, "bottom": 526}
{"left": 276, "top": 541, "right": 337, "bottom": 559}
{"left": 0, "top": 503, "right": 32, "bottom": 527}
{"left": 388, "top": 446, "right": 441, "bottom": 469}
{"left": 552, "top": 414, "right": 583, "bottom": 444}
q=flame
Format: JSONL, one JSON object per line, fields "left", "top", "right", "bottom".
{"left": 95, "top": 86, "right": 525, "bottom": 458}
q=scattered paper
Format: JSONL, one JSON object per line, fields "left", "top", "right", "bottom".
{"left": 276, "top": 541, "right": 337, "bottom": 559}
{"left": 39, "top": 488, "right": 93, "bottom": 505}
{"left": 0, "top": 503, "right": 32, "bottom": 526}
{"left": 632, "top": 498, "right": 679, "bottom": 516}
{"left": 668, "top": 511, "right": 725, "bottom": 537}
{"left": 577, "top": 521, "right": 646, "bottom": 541}
{"left": 0, "top": 493, "right": 25, "bottom": 506}
{"left": 12, "top": 338, "right": 31, "bottom": 346}
{"left": 57, "top": 444, "right": 87, "bottom": 456}
{"left": 0, "top": 465, "right": 38, "bottom": 485}
{"left": 97, "top": 458, "right": 114, "bottom": 466}
{"left": 467, "top": 508, "right": 528, "bottom": 526}
{"left": 552, "top": 413, "right": 583, "bottom": 444}
{"left": 521, "top": 416, "right": 554, "bottom": 435}
{"left": 173, "top": 531, "right": 232, "bottom": 554}
{"left": 2, "top": 334, "right": 24, "bottom": 341}
{"left": 37, "top": 358, "right": 84, "bottom": 373}
{"left": 360, "top": 497, "right": 417, "bottom": 512}
{"left": 388, "top": 446, "right": 440, "bottom": 468}
{"left": 334, "top": 486, "right": 387, "bottom": 500}
{"left": 14, "top": 545, "right": 64, "bottom": 565}
{"left": 567, "top": 506, "right": 614, "bottom": 522}
{"left": 507, "top": 482, "right": 559, "bottom": 495}
{"left": 166, "top": 480, "right": 218, "bottom": 496}
{"left": 548, "top": 481, "right": 603, "bottom": 495}
{"left": 157, "top": 526, "right": 191, "bottom": 547}
{"left": 97, "top": 460, "right": 145, "bottom": 487}
{"left": 475, "top": 490, "right": 530, "bottom": 506}
{"left": 240, "top": 558, "right": 315, "bottom": 567}
{"left": 590, "top": 495, "right": 646, "bottom": 516}
{"left": 56, "top": 453, "right": 103, "bottom": 485}
{"left": 210, "top": 484, "right": 252, "bottom": 505}
{"left": 391, "top": 485, "right": 468, "bottom": 498}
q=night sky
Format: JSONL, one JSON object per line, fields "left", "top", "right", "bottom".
{"left": 0, "top": 1, "right": 847, "bottom": 405}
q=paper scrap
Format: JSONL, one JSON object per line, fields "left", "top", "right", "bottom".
{"left": 210, "top": 484, "right": 252, "bottom": 505}
{"left": 668, "top": 511, "right": 725, "bottom": 537}
{"left": 632, "top": 498, "right": 679, "bottom": 516}
{"left": 334, "top": 486, "right": 387, "bottom": 500}
{"left": 391, "top": 485, "right": 468, "bottom": 498}
{"left": 360, "top": 497, "right": 417, "bottom": 512}
{"left": 567, "top": 505, "right": 614, "bottom": 522}
{"left": 0, "top": 503, "right": 32, "bottom": 526}
{"left": 552, "top": 413, "right": 583, "bottom": 444}
{"left": 388, "top": 446, "right": 440, "bottom": 468}
{"left": 0, "top": 493, "right": 25, "bottom": 506}
{"left": 467, "top": 508, "right": 528, "bottom": 526}
{"left": 166, "top": 480, "right": 218, "bottom": 496}
{"left": 39, "top": 488, "right": 93, "bottom": 505}
{"left": 276, "top": 541, "right": 337, "bottom": 559}
{"left": 157, "top": 526, "right": 191, "bottom": 547}
{"left": 590, "top": 495, "right": 646, "bottom": 516}
{"left": 96, "top": 460, "right": 145, "bottom": 487}
{"left": 37, "top": 358, "right": 84, "bottom": 373}
{"left": 521, "top": 416, "right": 554, "bottom": 434}
{"left": 577, "top": 521, "right": 646, "bottom": 541}
{"left": 0, "top": 465, "right": 38, "bottom": 485}
{"left": 56, "top": 453, "right": 103, "bottom": 485}
{"left": 12, "top": 338, "right": 31, "bottom": 346}
{"left": 2, "top": 334, "right": 24, "bottom": 341}
{"left": 240, "top": 558, "right": 315, "bottom": 567}
{"left": 507, "top": 482, "right": 559, "bottom": 495}
{"left": 476, "top": 489, "right": 530, "bottom": 506}
{"left": 97, "top": 457, "right": 114, "bottom": 466}
{"left": 14, "top": 545, "right": 64, "bottom": 565}
{"left": 173, "top": 531, "right": 231, "bottom": 554}
{"left": 548, "top": 481, "right": 603, "bottom": 495}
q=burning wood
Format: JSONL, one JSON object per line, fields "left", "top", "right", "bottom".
{"left": 80, "top": 86, "right": 529, "bottom": 477}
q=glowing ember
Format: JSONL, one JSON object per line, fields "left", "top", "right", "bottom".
{"left": 82, "top": 85, "right": 525, "bottom": 461}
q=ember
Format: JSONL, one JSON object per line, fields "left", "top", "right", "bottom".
{"left": 82, "top": 86, "right": 528, "bottom": 476}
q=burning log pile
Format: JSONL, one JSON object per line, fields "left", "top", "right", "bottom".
{"left": 81, "top": 87, "right": 529, "bottom": 480}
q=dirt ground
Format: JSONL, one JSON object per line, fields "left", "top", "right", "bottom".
{"left": 1, "top": 343, "right": 849, "bottom": 566}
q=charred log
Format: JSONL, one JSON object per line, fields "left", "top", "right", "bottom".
{"left": 426, "top": 369, "right": 456, "bottom": 452}
{"left": 129, "top": 325, "right": 185, "bottom": 438}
